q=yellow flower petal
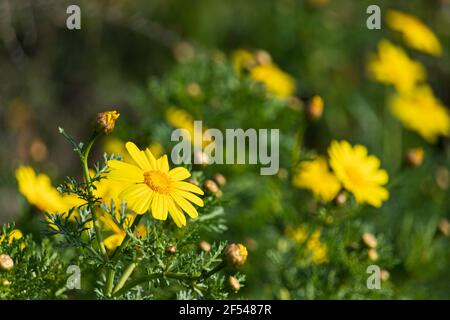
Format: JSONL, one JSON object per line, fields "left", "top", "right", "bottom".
{"left": 168, "top": 167, "right": 191, "bottom": 181}
{"left": 173, "top": 189, "right": 204, "bottom": 207}
{"left": 107, "top": 160, "right": 143, "bottom": 183}
{"left": 171, "top": 192, "right": 199, "bottom": 219}
{"left": 125, "top": 142, "right": 152, "bottom": 171}
{"left": 167, "top": 196, "right": 186, "bottom": 228}
{"left": 173, "top": 181, "right": 204, "bottom": 195}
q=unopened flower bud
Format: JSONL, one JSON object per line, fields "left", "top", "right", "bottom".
{"left": 405, "top": 148, "right": 424, "bottom": 167}
{"left": 198, "top": 240, "right": 212, "bottom": 252}
{"left": 2, "top": 278, "right": 11, "bottom": 286}
{"left": 186, "top": 82, "right": 202, "bottom": 97}
{"left": 368, "top": 249, "right": 379, "bottom": 261}
{"left": 96, "top": 110, "right": 120, "bottom": 134}
{"left": 381, "top": 269, "right": 390, "bottom": 282}
{"left": 438, "top": 218, "right": 450, "bottom": 237}
{"left": 224, "top": 243, "right": 248, "bottom": 267}
{"left": 194, "top": 150, "right": 210, "bottom": 166}
{"left": 205, "top": 179, "right": 220, "bottom": 194}
{"left": 362, "top": 232, "right": 378, "bottom": 249}
{"left": 214, "top": 173, "right": 226, "bottom": 187}
{"left": 166, "top": 244, "right": 177, "bottom": 254}
{"left": 228, "top": 276, "right": 241, "bottom": 292}
{"left": 306, "top": 95, "right": 324, "bottom": 120}
{"left": 335, "top": 192, "right": 347, "bottom": 206}
{"left": 254, "top": 50, "right": 272, "bottom": 65}
{"left": 0, "top": 254, "right": 14, "bottom": 272}
{"left": 435, "top": 167, "right": 449, "bottom": 190}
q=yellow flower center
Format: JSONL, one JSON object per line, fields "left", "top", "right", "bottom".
{"left": 144, "top": 171, "right": 171, "bottom": 194}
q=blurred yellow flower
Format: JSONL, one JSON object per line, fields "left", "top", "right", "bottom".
{"left": 292, "top": 157, "right": 341, "bottom": 202}
{"left": 286, "top": 226, "right": 308, "bottom": 243}
{"left": 231, "top": 49, "right": 256, "bottom": 73}
{"left": 306, "top": 230, "right": 328, "bottom": 264}
{"left": 390, "top": 85, "right": 450, "bottom": 143}
{"left": 104, "top": 137, "right": 133, "bottom": 163}
{"left": 328, "top": 141, "right": 389, "bottom": 208}
{"left": 107, "top": 142, "right": 204, "bottom": 227}
{"left": 165, "top": 107, "right": 212, "bottom": 148}
{"left": 16, "top": 166, "right": 84, "bottom": 214}
{"left": 367, "top": 39, "right": 426, "bottom": 93}
{"left": 100, "top": 213, "right": 147, "bottom": 251}
{"left": 250, "top": 63, "right": 295, "bottom": 98}
{"left": 387, "top": 10, "right": 442, "bottom": 56}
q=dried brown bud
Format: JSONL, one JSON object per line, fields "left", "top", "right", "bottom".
{"left": 405, "top": 148, "right": 424, "bottom": 167}
{"left": 224, "top": 243, "right": 248, "bottom": 267}
{"left": 214, "top": 173, "right": 226, "bottom": 187}
{"left": 0, "top": 254, "right": 14, "bottom": 272}
{"left": 228, "top": 276, "right": 241, "bottom": 292}
{"left": 205, "top": 179, "right": 220, "bottom": 194}
{"left": 438, "top": 218, "right": 450, "bottom": 237}
{"left": 368, "top": 249, "right": 379, "bottom": 261}
{"left": 166, "top": 245, "right": 177, "bottom": 254}
{"left": 96, "top": 110, "right": 120, "bottom": 134}
{"left": 306, "top": 95, "right": 324, "bottom": 120}
{"left": 198, "top": 240, "right": 212, "bottom": 252}
{"left": 362, "top": 232, "right": 378, "bottom": 249}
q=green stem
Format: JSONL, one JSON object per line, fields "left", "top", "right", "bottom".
{"left": 112, "top": 262, "right": 138, "bottom": 294}
{"left": 81, "top": 131, "right": 107, "bottom": 257}
{"left": 80, "top": 131, "right": 117, "bottom": 295}
{"left": 110, "top": 214, "right": 144, "bottom": 261}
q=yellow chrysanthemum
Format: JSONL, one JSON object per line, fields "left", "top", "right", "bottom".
{"left": 100, "top": 213, "right": 147, "bottom": 251}
{"left": 250, "top": 63, "right": 295, "bottom": 98}
{"left": 367, "top": 39, "right": 426, "bottom": 93}
{"left": 292, "top": 157, "right": 341, "bottom": 202}
{"left": 390, "top": 85, "right": 450, "bottom": 143}
{"left": 328, "top": 141, "right": 389, "bottom": 208}
{"left": 107, "top": 142, "right": 204, "bottom": 227}
{"left": 16, "top": 166, "right": 84, "bottom": 214}
{"left": 387, "top": 10, "right": 442, "bottom": 56}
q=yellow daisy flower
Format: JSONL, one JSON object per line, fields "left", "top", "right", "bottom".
{"left": 250, "top": 63, "right": 295, "bottom": 99}
{"left": 292, "top": 157, "right": 341, "bottom": 202}
{"left": 107, "top": 142, "right": 204, "bottom": 227}
{"left": 390, "top": 85, "right": 450, "bottom": 143}
{"left": 16, "top": 166, "right": 84, "bottom": 214}
{"left": 387, "top": 10, "right": 442, "bottom": 56}
{"left": 367, "top": 39, "right": 426, "bottom": 93}
{"left": 328, "top": 140, "right": 389, "bottom": 208}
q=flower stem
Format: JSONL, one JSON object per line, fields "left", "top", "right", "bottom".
{"left": 112, "top": 262, "right": 138, "bottom": 294}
